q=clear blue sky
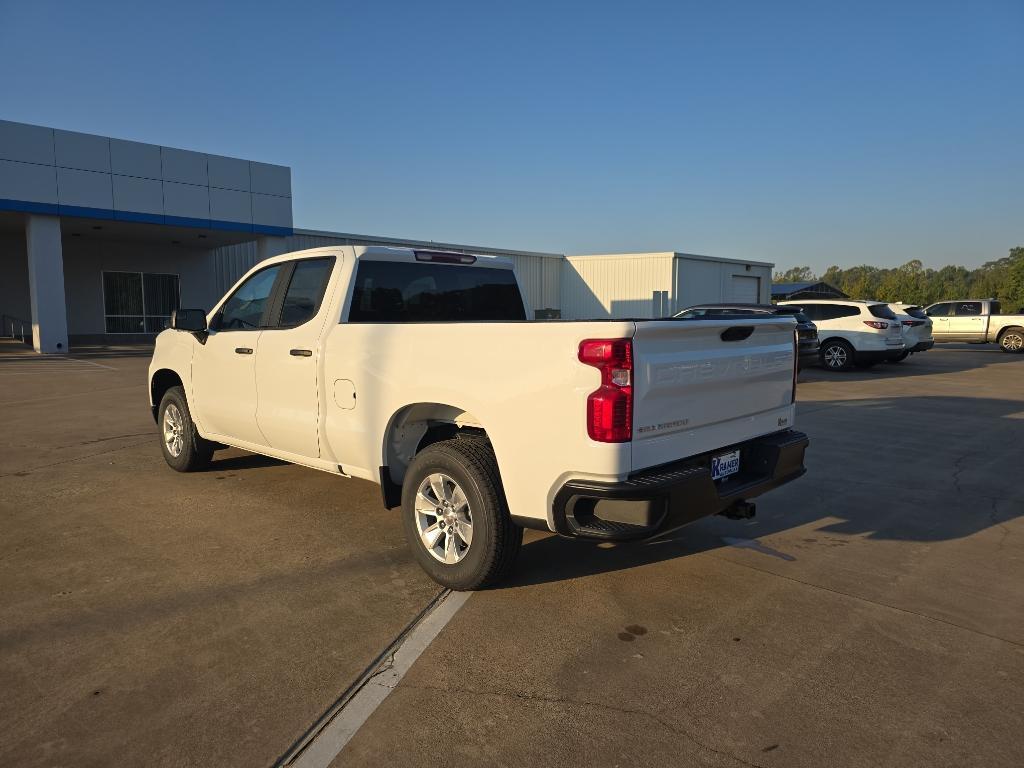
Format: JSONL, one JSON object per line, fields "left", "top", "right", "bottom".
{"left": 2, "top": 0, "right": 1021, "bottom": 273}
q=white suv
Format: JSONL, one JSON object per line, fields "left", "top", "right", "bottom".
{"left": 778, "top": 299, "right": 905, "bottom": 371}
{"left": 887, "top": 303, "right": 934, "bottom": 362}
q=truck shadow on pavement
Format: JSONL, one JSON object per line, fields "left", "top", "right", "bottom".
{"left": 501, "top": 393, "right": 1024, "bottom": 588}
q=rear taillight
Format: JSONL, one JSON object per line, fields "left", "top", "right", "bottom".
{"left": 863, "top": 321, "right": 888, "bottom": 329}
{"left": 578, "top": 338, "right": 633, "bottom": 442}
{"left": 902, "top": 320, "right": 914, "bottom": 327}
{"left": 792, "top": 329, "right": 798, "bottom": 404}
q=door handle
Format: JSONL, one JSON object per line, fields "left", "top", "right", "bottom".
{"left": 235, "top": 347, "right": 253, "bottom": 355}
{"left": 290, "top": 349, "right": 313, "bottom": 357}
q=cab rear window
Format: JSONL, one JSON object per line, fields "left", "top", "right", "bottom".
{"left": 348, "top": 261, "right": 526, "bottom": 322}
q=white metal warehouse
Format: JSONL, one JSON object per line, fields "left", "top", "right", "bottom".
{"left": 560, "top": 252, "right": 773, "bottom": 319}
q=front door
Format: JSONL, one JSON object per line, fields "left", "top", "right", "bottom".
{"left": 926, "top": 302, "right": 954, "bottom": 340}
{"left": 254, "top": 256, "right": 338, "bottom": 459}
{"left": 192, "top": 263, "right": 283, "bottom": 444}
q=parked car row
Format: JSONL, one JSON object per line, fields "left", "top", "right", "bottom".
{"left": 673, "top": 297, "right": 1023, "bottom": 373}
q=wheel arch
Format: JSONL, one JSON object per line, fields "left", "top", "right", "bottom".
{"left": 995, "top": 325, "right": 1024, "bottom": 342}
{"left": 379, "top": 402, "right": 489, "bottom": 507}
{"left": 150, "top": 368, "right": 185, "bottom": 422}
{"left": 818, "top": 335, "right": 853, "bottom": 349}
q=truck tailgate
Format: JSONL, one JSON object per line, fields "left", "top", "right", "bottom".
{"left": 631, "top": 319, "right": 796, "bottom": 472}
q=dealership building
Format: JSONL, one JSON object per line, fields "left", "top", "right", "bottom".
{"left": 1, "top": 119, "right": 772, "bottom": 353}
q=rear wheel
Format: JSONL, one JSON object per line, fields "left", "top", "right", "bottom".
{"left": 820, "top": 340, "right": 854, "bottom": 372}
{"left": 999, "top": 329, "right": 1024, "bottom": 353}
{"left": 158, "top": 386, "right": 213, "bottom": 472}
{"left": 401, "top": 437, "right": 522, "bottom": 590}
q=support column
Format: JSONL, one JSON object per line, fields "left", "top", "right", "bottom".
{"left": 256, "top": 235, "right": 289, "bottom": 262}
{"left": 25, "top": 215, "right": 69, "bottom": 354}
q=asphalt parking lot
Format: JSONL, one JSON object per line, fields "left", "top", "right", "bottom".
{"left": 2, "top": 340, "right": 1022, "bottom": 767}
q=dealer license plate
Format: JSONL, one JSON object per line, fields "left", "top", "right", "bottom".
{"left": 711, "top": 450, "right": 741, "bottom": 481}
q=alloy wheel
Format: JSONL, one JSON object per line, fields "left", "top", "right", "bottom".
{"left": 163, "top": 403, "right": 185, "bottom": 458}
{"left": 414, "top": 473, "right": 474, "bottom": 564}
{"left": 824, "top": 344, "right": 848, "bottom": 369}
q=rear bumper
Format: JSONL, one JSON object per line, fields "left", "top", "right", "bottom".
{"left": 911, "top": 340, "right": 934, "bottom": 352}
{"left": 552, "top": 430, "right": 809, "bottom": 541}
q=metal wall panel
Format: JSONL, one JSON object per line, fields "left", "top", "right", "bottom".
{"left": 561, "top": 253, "right": 676, "bottom": 319}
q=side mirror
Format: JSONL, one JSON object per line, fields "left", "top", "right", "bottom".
{"left": 171, "top": 308, "right": 207, "bottom": 332}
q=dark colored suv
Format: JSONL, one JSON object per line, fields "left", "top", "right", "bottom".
{"left": 673, "top": 303, "right": 820, "bottom": 366}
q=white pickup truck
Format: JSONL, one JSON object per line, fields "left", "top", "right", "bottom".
{"left": 148, "top": 246, "right": 809, "bottom": 589}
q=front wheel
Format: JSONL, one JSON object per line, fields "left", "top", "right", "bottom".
{"left": 820, "top": 340, "right": 855, "bottom": 372}
{"left": 401, "top": 437, "right": 522, "bottom": 590}
{"left": 999, "top": 329, "right": 1024, "bottom": 353}
{"left": 158, "top": 386, "right": 213, "bottom": 472}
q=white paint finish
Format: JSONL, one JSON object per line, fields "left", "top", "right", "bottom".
{"left": 162, "top": 181, "right": 210, "bottom": 220}
{"left": 160, "top": 147, "right": 208, "bottom": 185}
{"left": 0, "top": 159, "right": 58, "bottom": 204}
{"left": 191, "top": 330, "right": 266, "bottom": 442}
{"left": 210, "top": 187, "right": 252, "bottom": 224}
{"left": 333, "top": 379, "right": 356, "bottom": 410}
{"left": 285, "top": 590, "right": 471, "bottom": 768}
{"left": 53, "top": 129, "right": 111, "bottom": 173}
{"left": 110, "top": 138, "right": 163, "bottom": 179}
{"left": 208, "top": 154, "right": 251, "bottom": 191}
{"left": 111, "top": 175, "right": 164, "bottom": 215}
{"left": 252, "top": 192, "right": 293, "bottom": 228}
{"left": 0, "top": 120, "right": 55, "bottom": 165}
{"left": 25, "top": 215, "right": 68, "bottom": 353}
{"left": 249, "top": 161, "right": 291, "bottom": 197}
{"left": 630, "top": 318, "right": 796, "bottom": 470}
{"left": 56, "top": 167, "right": 113, "bottom": 210}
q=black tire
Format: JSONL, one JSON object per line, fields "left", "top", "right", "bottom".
{"left": 401, "top": 437, "right": 522, "bottom": 590}
{"left": 819, "top": 339, "right": 855, "bottom": 372}
{"left": 999, "top": 329, "right": 1024, "bottom": 353}
{"left": 158, "top": 386, "right": 214, "bottom": 472}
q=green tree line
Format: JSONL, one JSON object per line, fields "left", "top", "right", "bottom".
{"left": 774, "top": 247, "right": 1024, "bottom": 311}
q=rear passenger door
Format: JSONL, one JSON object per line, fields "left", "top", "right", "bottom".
{"left": 948, "top": 301, "right": 985, "bottom": 341}
{"left": 254, "top": 256, "right": 338, "bottom": 459}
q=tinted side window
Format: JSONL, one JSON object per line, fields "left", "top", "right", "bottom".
{"left": 817, "top": 304, "right": 859, "bottom": 320}
{"left": 955, "top": 302, "right": 982, "bottom": 316}
{"left": 927, "top": 303, "right": 952, "bottom": 317}
{"left": 349, "top": 262, "right": 526, "bottom": 322}
{"left": 868, "top": 304, "right": 897, "bottom": 320}
{"left": 279, "top": 258, "right": 334, "bottom": 327}
{"left": 214, "top": 266, "right": 281, "bottom": 330}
